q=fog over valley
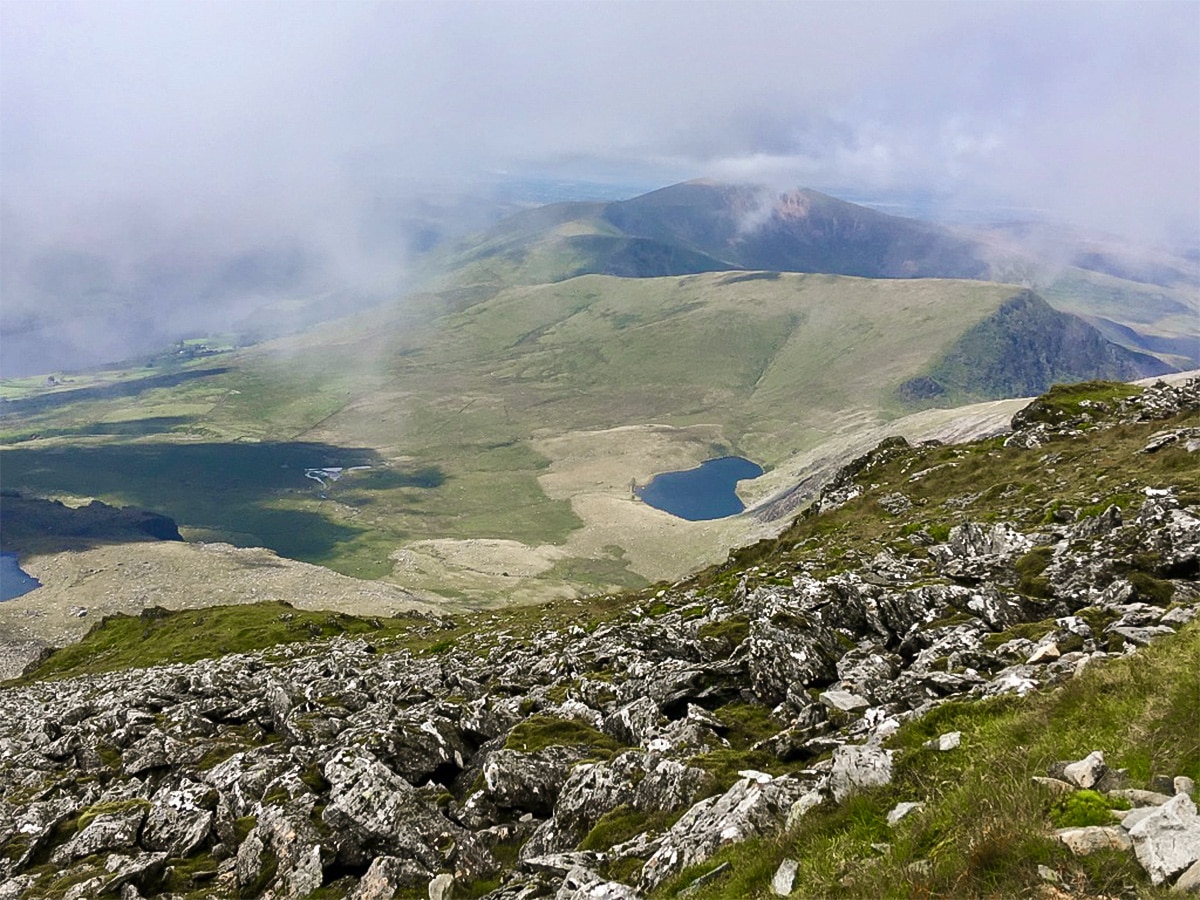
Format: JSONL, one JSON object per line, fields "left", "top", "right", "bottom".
{"left": 1, "top": 0, "right": 1197, "bottom": 376}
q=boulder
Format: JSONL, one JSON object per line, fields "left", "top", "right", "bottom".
{"left": 141, "top": 780, "right": 214, "bottom": 857}
{"left": 602, "top": 697, "right": 664, "bottom": 747}
{"left": 830, "top": 745, "right": 893, "bottom": 803}
{"left": 1174, "top": 859, "right": 1200, "bottom": 894}
{"left": 322, "top": 749, "right": 494, "bottom": 879}
{"left": 555, "top": 865, "right": 643, "bottom": 899}
{"left": 483, "top": 747, "right": 584, "bottom": 816}
{"left": 1128, "top": 793, "right": 1200, "bottom": 885}
{"left": 818, "top": 690, "right": 870, "bottom": 713}
{"left": 52, "top": 803, "right": 148, "bottom": 865}
{"left": 1062, "top": 751, "right": 1106, "bottom": 789}
{"left": 639, "top": 774, "right": 808, "bottom": 889}
{"left": 525, "top": 751, "right": 715, "bottom": 855}
{"left": 348, "top": 857, "right": 430, "bottom": 900}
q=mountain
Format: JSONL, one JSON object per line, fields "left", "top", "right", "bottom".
{"left": 431, "top": 181, "right": 994, "bottom": 290}
{"left": 0, "top": 377, "right": 1195, "bottom": 898}
{"left": 427, "top": 181, "right": 1197, "bottom": 369}
{"left": 603, "top": 181, "right": 992, "bottom": 279}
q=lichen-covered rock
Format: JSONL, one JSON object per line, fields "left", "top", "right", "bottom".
{"left": 348, "top": 856, "right": 431, "bottom": 900}
{"left": 524, "top": 751, "right": 715, "bottom": 856}
{"left": 322, "top": 749, "right": 494, "bottom": 879}
{"left": 639, "top": 773, "right": 809, "bottom": 889}
{"left": 141, "top": 780, "right": 214, "bottom": 857}
{"left": 555, "top": 865, "right": 643, "bottom": 899}
{"left": 52, "top": 803, "right": 148, "bottom": 865}
{"left": 482, "top": 747, "right": 584, "bottom": 816}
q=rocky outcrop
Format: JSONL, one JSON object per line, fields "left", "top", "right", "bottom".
{"left": 0, "top": 379, "right": 1195, "bottom": 898}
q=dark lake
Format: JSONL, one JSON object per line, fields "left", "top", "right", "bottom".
{"left": 636, "top": 456, "right": 764, "bottom": 521}
{"left": 0, "top": 553, "right": 41, "bottom": 601}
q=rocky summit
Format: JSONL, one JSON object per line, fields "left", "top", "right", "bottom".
{"left": 0, "top": 379, "right": 1197, "bottom": 899}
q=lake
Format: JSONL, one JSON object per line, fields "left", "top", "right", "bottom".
{"left": 636, "top": 456, "right": 764, "bottom": 521}
{"left": 0, "top": 552, "right": 41, "bottom": 601}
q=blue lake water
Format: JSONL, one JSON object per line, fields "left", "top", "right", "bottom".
{"left": 636, "top": 456, "right": 764, "bottom": 521}
{"left": 0, "top": 552, "right": 41, "bottom": 601}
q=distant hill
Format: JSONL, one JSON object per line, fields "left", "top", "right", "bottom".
{"left": 901, "top": 290, "right": 1171, "bottom": 401}
{"left": 433, "top": 180, "right": 993, "bottom": 289}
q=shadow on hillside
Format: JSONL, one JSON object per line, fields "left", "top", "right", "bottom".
{"left": 0, "top": 367, "right": 231, "bottom": 416}
{"left": 1, "top": 416, "right": 194, "bottom": 445}
{"left": 0, "top": 441, "right": 444, "bottom": 561}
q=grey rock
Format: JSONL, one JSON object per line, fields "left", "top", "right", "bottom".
{"left": 639, "top": 774, "right": 808, "bottom": 889}
{"left": 1173, "top": 859, "right": 1200, "bottom": 894}
{"left": 1110, "top": 625, "right": 1176, "bottom": 646}
{"left": 483, "top": 746, "right": 584, "bottom": 816}
{"left": 1062, "top": 751, "right": 1106, "bottom": 789}
{"left": 235, "top": 825, "right": 269, "bottom": 893}
{"left": 1037, "top": 864, "right": 1060, "bottom": 883}
{"left": 52, "top": 803, "right": 148, "bottom": 865}
{"left": 429, "top": 872, "right": 456, "bottom": 900}
{"left": 555, "top": 865, "right": 642, "bottom": 899}
{"left": 923, "top": 732, "right": 961, "bottom": 752}
{"left": 1056, "top": 826, "right": 1133, "bottom": 855}
{"left": 1032, "top": 776, "right": 1076, "bottom": 796}
{"left": 349, "top": 857, "right": 430, "bottom": 899}
{"left": 1026, "top": 642, "right": 1060, "bottom": 664}
{"left": 887, "top": 802, "right": 924, "bottom": 826}
{"left": 1122, "top": 806, "right": 1161, "bottom": 832}
{"left": 526, "top": 751, "right": 714, "bottom": 856}
{"left": 830, "top": 745, "right": 893, "bottom": 803}
{"left": 819, "top": 689, "right": 870, "bottom": 713}
{"left": 771, "top": 858, "right": 798, "bottom": 895}
{"left": 603, "top": 697, "right": 664, "bottom": 746}
{"left": 1111, "top": 788, "right": 1174, "bottom": 807}
{"left": 141, "top": 780, "right": 214, "bottom": 857}
{"left": 98, "top": 852, "right": 169, "bottom": 897}
{"left": 1128, "top": 793, "right": 1200, "bottom": 885}
{"left": 1179, "top": 777, "right": 1197, "bottom": 798}
{"left": 322, "top": 749, "right": 493, "bottom": 878}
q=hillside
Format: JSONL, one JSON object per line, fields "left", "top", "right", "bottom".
{"left": 0, "top": 378, "right": 1195, "bottom": 898}
{"left": 0, "top": 273, "right": 1169, "bottom": 606}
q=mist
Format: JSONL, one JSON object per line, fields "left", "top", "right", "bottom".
{"left": 2, "top": 1, "right": 1197, "bottom": 376}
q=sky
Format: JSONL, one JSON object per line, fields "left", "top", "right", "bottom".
{"left": 2, "top": 0, "right": 1198, "bottom": 375}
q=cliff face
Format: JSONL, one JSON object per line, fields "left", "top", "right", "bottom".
{"left": 0, "top": 381, "right": 1197, "bottom": 899}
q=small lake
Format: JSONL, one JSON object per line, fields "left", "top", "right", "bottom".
{"left": 0, "top": 552, "right": 41, "bottom": 601}
{"left": 636, "top": 456, "right": 764, "bottom": 521}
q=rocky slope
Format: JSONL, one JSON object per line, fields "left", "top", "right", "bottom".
{"left": 0, "top": 379, "right": 1197, "bottom": 899}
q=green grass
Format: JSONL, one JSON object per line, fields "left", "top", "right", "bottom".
{"left": 503, "top": 715, "right": 626, "bottom": 758}
{"left": 579, "top": 805, "right": 682, "bottom": 851}
{"left": 14, "top": 601, "right": 428, "bottom": 681}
